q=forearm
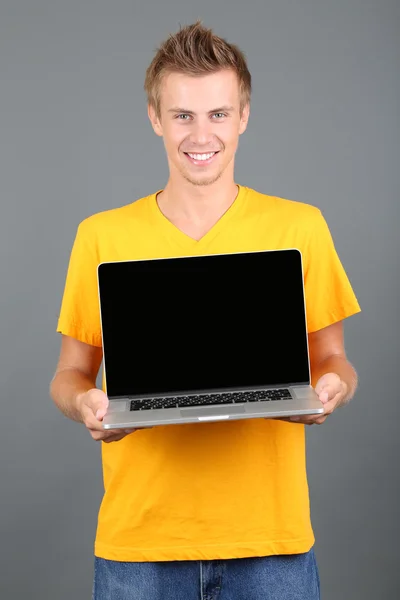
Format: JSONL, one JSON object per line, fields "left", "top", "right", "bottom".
{"left": 311, "top": 355, "right": 358, "bottom": 405}
{"left": 50, "top": 368, "right": 96, "bottom": 423}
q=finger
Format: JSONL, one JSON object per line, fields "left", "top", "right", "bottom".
{"left": 290, "top": 412, "right": 328, "bottom": 425}
{"left": 95, "top": 406, "right": 108, "bottom": 420}
{"left": 101, "top": 428, "right": 141, "bottom": 442}
{"left": 91, "top": 425, "right": 145, "bottom": 439}
{"left": 314, "top": 415, "right": 328, "bottom": 425}
{"left": 269, "top": 416, "right": 317, "bottom": 424}
{"left": 81, "top": 404, "right": 105, "bottom": 431}
{"left": 289, "top": 416, "right": 316, "bottom": 425}
{"left": 103, "top": 433, "right": 130, "bottom": 443}
{"left": 319, "top": 390, "right": 330, "bottom": 403}
{"left": 94, "top": 400, "right": 109, "bottom": 421}
{"left": 317, "top": 384, "right": 341, "bottom": 404}
{"left": 88, "top": 425, "right": 147, "bottom": 440}
{"left": 320, "top": 395, "right": 341, "bottom": 415}
{"left": 81, "top": 392, "right": 110, "bottom": 429}
{"left": 315, "top": 378, "right": 329, "bottom": 396}
{"left": 90, "top": 428, "right": 128, "bottom": 442}
{"left": 314, "top": 373, "right": 340, "bottom": 396}
{"left": 85, "top": 390, "right": 109, "bottom": 420}
{"left": 292, "top": 418, "right": 321, "bottom": 426}
{"left": 307, "top": 395, "right": 340, "bottom": 423}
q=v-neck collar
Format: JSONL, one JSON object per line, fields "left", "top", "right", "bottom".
{"left": 148, "top": 184, "right": 248, "bottom": 250}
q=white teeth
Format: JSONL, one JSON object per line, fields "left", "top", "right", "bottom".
{"left": 187, "top": 152, "right": 216, "bottom": 161}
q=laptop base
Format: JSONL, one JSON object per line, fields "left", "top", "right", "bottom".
{"left": 102, "top": 386, "right": 324, "bottom": 429}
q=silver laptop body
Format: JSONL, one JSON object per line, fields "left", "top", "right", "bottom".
{"left": 98, "top": 249, "right": 323, "bottom": 429}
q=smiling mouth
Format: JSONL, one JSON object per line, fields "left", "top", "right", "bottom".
{"left": 184, "top": 151, "right": 220, "bottom": 165}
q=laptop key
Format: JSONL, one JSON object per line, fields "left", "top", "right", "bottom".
{"left": 129, "top": 389, "right": 292, "bottom": 411}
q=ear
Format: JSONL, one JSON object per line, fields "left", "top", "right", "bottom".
{"left": 238, "top": 103, "right": 250, "bottom": 135}
{"left": 148, "top": 104, "right": 163, "bottom": 137}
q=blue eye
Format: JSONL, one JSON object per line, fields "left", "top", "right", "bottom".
{"left": 213, "top": 113, "right": 226, "bottom": 119}
{"left": 177, "top": 114, "right": 190, "bottom": 120}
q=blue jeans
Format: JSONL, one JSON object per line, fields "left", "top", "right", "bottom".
{"left": 93, "top": 548, "right": 320, "bottom": 600}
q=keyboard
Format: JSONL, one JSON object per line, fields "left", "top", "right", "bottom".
{"left": 130, "top": 389, "right": 292, "bottom": 411}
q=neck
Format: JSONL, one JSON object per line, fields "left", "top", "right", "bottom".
{"left": 157, "top": 171, "right": 239, "bottom": 223}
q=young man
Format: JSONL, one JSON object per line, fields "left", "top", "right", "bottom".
{"left": 50, "top": 21, "right": 361, "bottom": 600}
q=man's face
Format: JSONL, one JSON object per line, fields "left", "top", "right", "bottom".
{"left": 149, "top": 70, "right": 249, "bottom": 187}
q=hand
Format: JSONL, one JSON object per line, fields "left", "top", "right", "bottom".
{"left": 273, "top": 373, "right": 348, "bottom": 426}
{"left": 77, "top": 388, "right": 139, "bottom": 443}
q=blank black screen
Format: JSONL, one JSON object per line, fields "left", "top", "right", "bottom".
{"left": 98, "top": 250, "right": 310, "bottom": 398}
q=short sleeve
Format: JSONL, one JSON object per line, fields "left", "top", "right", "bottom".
{"left": 304, "top": 210, "right": 361, "bottom": 333}
{"left": 56, "top": 220, "right": 102, "bottom": 347}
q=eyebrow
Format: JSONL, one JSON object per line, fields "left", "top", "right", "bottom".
{"left": 167, "top": 105, "right": 235, "bottom": 114}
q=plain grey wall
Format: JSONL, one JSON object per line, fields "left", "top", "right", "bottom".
{"left": 1, "top": 0, "right": 398, "bottom": 598}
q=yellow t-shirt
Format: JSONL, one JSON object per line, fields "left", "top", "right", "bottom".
{"left": 56, "top": 185, "right": 361, "bottom": 562}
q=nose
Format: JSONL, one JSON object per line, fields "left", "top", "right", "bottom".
{"left": 190, "top": 119, "right": 214, "bottom": 147}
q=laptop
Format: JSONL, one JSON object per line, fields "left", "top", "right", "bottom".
{"left": 97, "top": 249, "right": 324, "bottom": 429}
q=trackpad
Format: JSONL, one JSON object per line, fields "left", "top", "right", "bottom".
{"left": 180, "top": 405, "right": 246, "bottom": 418}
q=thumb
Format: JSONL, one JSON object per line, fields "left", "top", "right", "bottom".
{"left": 84, "top": 389, "right": 109, "bottom": 420}
{"left": 315, "top": 373, "right": 340, "bottom": 403}
{"left": 95, "top": 398, "right": 109, "bottom": 420}
{"left": 319, "top": 389, "right": 330, "bottom": 404}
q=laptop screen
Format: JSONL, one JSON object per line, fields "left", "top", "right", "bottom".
{"left": 98, "top": 249, "right": 310, "bottom": 398}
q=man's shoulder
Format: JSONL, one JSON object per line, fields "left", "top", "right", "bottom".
{"left": 246, "top": 186, "right": 322, "bottom": 222}
{"left": 76, "top": 192, "right": 155, "bottom": 234}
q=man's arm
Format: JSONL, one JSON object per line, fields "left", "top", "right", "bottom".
{"left": 308, "top": 320, "right": 358, "bottom": 406}
{"left": 50, "top": 335, "right": 103, "bottom": 422}
{"left": 50, "top": 335, "right": 139, "bottom": 442}
{"left": 289, "top": 320, "right": 358, "bottom": 425}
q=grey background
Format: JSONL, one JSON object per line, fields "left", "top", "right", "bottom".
{"left": 0, "top": 0, "right": 398, "bottom": 598}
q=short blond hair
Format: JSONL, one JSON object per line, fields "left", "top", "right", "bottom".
{"left": 144, "top": 21, "right": 252, "bottom": 117}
